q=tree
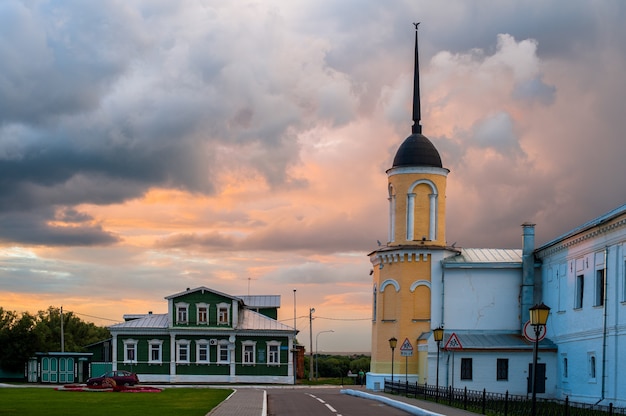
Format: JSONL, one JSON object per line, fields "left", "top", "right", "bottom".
{"left": 35, "top": 307, "right": 110, "bottom": 352}
{"left": 0, "top": 308, "right": 39, "bottom": 372}
{"left": 0, "top": 306, "right": 110, "bottom": 372}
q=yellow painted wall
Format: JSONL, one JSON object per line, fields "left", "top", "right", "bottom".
{"left": 388, "top": 171, "right": 447, "bottom": 247}
{"left": 370, "top": 167, "right": 447, "bottom": 382}
{"left": 370, "top": 254, "right": 433, "bottom": 377}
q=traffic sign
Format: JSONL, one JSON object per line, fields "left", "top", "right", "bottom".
{"left": 523, "top": 321, "right": 547, "bottom": 342}
{"left": 399, "top": 338, "right": 413, "bottom": 357}
{"left": 444, "top": 332, "right": 463, "bottom": 350}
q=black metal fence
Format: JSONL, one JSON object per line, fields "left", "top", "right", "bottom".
{"left": 384, "top": 379, "right": 626, "bottom": 416}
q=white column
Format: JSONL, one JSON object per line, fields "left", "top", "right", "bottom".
{"left": 229, "top": 335, "right": 236, "bottom": 382}
{"left": 170, "top": 334, "right": 176, "bottom": 381}
{"left": 429, "top": 193, "right": 437, "bottom": 241}
{"left": 407, "top": 193, "right": 415, "bottom": 241}
{"left": 111, "top": 334, "right": 118, "bottom": 371}
{"left": 388, "top": 196, "right": 396, "bottom": 242}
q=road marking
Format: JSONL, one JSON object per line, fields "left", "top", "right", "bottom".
{"left": 307, "top": 393, "right": 340, "bottom": 415}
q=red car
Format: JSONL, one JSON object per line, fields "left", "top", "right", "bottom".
{"left": 86, "top": 370, "right": 139, "bottom": 386}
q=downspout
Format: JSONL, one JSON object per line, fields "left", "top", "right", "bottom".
{"left": 441, "top": 261, "right": 445, "bottom": 326}
{"left": 600, "top": 246, "right": 609, "bottom": 403}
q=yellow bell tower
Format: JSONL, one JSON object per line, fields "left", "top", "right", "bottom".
{"left": 367, "top": 24, "right": 451, "bottom": 389}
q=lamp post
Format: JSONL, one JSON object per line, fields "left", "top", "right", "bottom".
{"left": 529, "top": 303, "right": 550, "bottom": 416}
{"left": 433, "top": 326, "right": 444, "bottom": 402}
{"left": 389, "top": 337, "right": 397, "bottom": 384}
{"left": 315, "top": 330, "right": 334, "bottom": 380}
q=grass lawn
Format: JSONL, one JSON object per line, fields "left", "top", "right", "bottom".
{"left": 0, "top": 386, "right": 232, "bottom": 416}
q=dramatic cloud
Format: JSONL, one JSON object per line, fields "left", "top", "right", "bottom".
{"left": 1, "top": 0, "right": 625, "bottom": 351}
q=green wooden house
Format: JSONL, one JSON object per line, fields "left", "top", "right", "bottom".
{"left": 108, "top": 287, "right": 297, "bottom": 384}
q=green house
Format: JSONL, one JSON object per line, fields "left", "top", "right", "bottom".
{"left": 109, "top": 287, "right": 297, "bottom": 384}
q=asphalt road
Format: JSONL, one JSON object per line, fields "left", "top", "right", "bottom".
{"left": 267, "top": 388, "right": 412, "bottom": 416}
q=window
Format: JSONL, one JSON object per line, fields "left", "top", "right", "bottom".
{"left": 149, "top": 340, "right": 163, "bottom": 364}
{"left": 218, "top": 342, "right": 230, "bottom": 364}
{"left": 562, "top": 356, "right": 568, "bottom": 379}
{"left": 197, "top": 303, "right": 208, "bottom": 324}
{"left": 123, "top": 339, "right": 137, "bottom": 364}
{"left": 461, "top": 358, "right": 473, "bottom": 380}
{"left": 496, "top": 359, "right": 508, "bottom": 381}
{"left": 589, "top": 353, "right": 596, "bottom": 381}
{"left": 218, "top": 303, "right": 230, "bottom": 325}
{"left": 175, "top": 302, "right": 189, "bottom": 324}
{"left": 242, "top": 341, "right": 256, "bottom": 365}
{"left": 196, "top": 340, "right": 209, "bottom": 363}
{"left": 575, "top": 275, "right": 584, "bottom": 309}
{"left": 595, "top": 269, "right": 605, "bottom": 307}
{"left": 176, "top": 340, "right": 190, "bottom": 363}
{"left": 267, "top": 342, "right": 280, "bottom": 365}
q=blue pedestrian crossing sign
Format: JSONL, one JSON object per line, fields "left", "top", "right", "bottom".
{"left": 399, "top": 338, "right": 413, "bottom": 357}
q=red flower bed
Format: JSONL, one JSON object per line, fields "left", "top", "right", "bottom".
{"left": 56, "top": 384, "right": 161, "bottom": 393}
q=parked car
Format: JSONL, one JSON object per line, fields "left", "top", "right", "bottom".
{"left": 86, "top": 370, "right": 139, "bottom": 386}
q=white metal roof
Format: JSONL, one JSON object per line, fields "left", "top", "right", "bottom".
{"left": 238, "top": 295, "right": 281, "bottom": 308}
{"left": 109, "top": 310, "right": 294, "bottom": 333}
{"left": 239, "top": 309, "right": 294, "bottom": 332}
{"left": 443, "top": 248, "right": 522, "bottom": 266}
{"left": 110, "top": 313, "right": 168, "bottom": 329}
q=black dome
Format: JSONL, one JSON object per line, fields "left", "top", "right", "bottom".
{"left": 392, "top": 133, "right": 442, "bottom": 168}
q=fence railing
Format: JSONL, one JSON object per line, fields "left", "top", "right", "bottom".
{"left": 383, "top": 379, "right": 626, "bottom": 416}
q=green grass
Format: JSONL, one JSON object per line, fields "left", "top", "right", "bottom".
{"left": 0, "top": 387, "right": 232, "bottom": 416}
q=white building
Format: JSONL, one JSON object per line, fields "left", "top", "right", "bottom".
{"left": 367, "top": 25, "right": 626, "bottom": 408}
{"left": 536, "top": 206, "right": 626, "bottom": 406}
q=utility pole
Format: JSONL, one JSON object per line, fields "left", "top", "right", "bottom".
{"left": 309, "top": 307, "right": 315, "bottom": 381}
{"left": 60, "top": 306, "right": 65, "bottom": 353}
{"left": 293, "top": 289, "right": 297, "bottom": 384}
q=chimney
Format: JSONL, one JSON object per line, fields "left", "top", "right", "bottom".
{"left": 521, "top": 223, "right": 536, "bottom": 331}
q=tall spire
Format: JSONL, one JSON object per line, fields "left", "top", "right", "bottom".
{"left": 412, "top": 22, "right": 422, "bottom": 135}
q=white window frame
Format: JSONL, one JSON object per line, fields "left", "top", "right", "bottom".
{"left": 575, "top": 274, "right": 584, "bottom": 309}
{"left": 595, "top": 269, "right": 605, "bottom": 307}
{"left": 123, "top": 339, "right": 138, "bottom": 364}
{"left": 196, "top": 339, "right": 210, "bottom": 364}
{"left": 217, "top": 302, "right": 230, "bottom": 325}
{"left": 175, "top": 302, "right": 189, "bottom": 324}
{"left": 267, "top": 341, "right": 281, "bottom": 366}
{"left": 176, "top": 340, "right": 190, "bottom": 364}
{"left": 241, "top": 341, "right": 256, "bottom": 365}
{"left": 148, "top": 339, "right": 163, "bottom": 364}
{"left": 588, "top": 352, "right": 597, "bottom": 382}
{"left": 196, "top": 303, "right": 209, "bottom": 324}
{"left": 218, "top": 341, "right": 230, "bottom": 364}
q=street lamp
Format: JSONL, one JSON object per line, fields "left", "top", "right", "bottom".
{"left": 389, "top": 337, "right": 397, "bottom": 383}
{"left": 315, "top": 330, "right": 334, "bottom": 380}
{"left": 529, "top": 303, "right": 550, "bottom": 416}
{"left": 433, "top": 326, "right": 444, "bottom": 402}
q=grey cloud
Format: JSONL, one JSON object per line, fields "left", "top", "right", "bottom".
{"left": 471, "top": 112, "right": 522, "bottom": 155}
{"left": 0, "top": 209, "right": 119, "bottom": 246}
{"left": 0, "top": 1, "right": 148, "bottom": 125}
{"left": 154, "top": 232, "right": 237, "bottom": 251}
{"left": 513, "top": 77, "right": 556, "bottom": 105}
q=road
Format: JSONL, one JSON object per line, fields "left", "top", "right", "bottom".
{"left": 267, "top": 388, "right": 411, "bottom": 416}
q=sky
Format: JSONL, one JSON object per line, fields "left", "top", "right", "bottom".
{"left": 1, "top": 0, "right": 625, "bottom": 353}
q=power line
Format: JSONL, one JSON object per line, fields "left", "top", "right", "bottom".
{"left": 71, "top": 311, "right": 120, "bottom": 323}
{"left": 315, "top": 316, "right": 371, "bottom": 321}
